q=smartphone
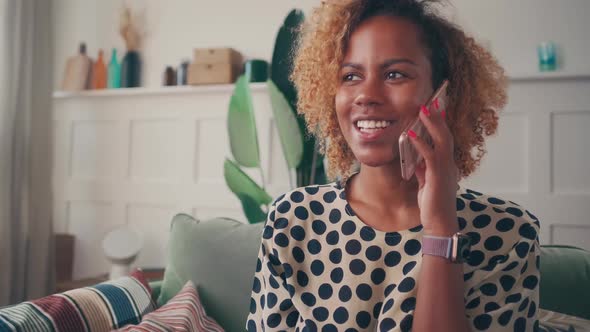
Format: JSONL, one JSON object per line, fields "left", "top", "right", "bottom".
{"left": 399, "top": 80, "right": 450, "bottom": 181}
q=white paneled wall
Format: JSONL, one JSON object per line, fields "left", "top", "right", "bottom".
{"left": 53, "top": 76, "right": 590, "bottom": 279}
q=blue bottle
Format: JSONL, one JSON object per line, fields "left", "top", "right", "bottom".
{"left": 108, "top": 48, "right": 121, "bottom": 88}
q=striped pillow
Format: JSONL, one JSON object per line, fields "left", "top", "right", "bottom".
{"left": 0, "top": 269, "right": 155, "bottom": 332}
{"left": 115, "top": 281, "right": 224, "bottom": 332}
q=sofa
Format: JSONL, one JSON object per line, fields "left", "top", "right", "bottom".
{"left": 2, "top": 213, "right": 589, "bottom": 331}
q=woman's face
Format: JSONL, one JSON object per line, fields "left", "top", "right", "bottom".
{"left": 335, "top": 15, "right": 434, "bottom": 169}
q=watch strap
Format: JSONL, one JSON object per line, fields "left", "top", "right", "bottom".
{"left": 422, "top": 235, "right": 452, "bottom": 259}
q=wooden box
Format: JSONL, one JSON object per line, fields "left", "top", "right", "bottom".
{"left": 193, "top": 48, "right": 242, "bottom": 65}
{"left": 188, "top": 47, "right": 243, "bottom": 85}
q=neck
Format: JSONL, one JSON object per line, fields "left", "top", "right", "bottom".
{"left": 349, "top": 162, "right": 419, "bottom": 210}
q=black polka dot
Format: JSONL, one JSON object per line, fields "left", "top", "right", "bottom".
{"left": 384, "top": 251, "right": 402, "bottom": 267}
{"left": 312, "top": 220, "right": 326, "bottom": 235}
{"left": 250, "top": 297, "right": 256, "bottom": 314}
{"left": 329, "top": 209, "right": 341, "bottom": 223}
{"left": 290, "top": 226, "right": 306, "bottom": 241}
{"left": 308, "top": 239, "right": 322, "bottom": 255}
{"left": 515, "top": 242, "right": 530, "bottom": 259}
{"left": 356, "top": 283, "right": 373, "bottom": 301}
{"left": 304, "top": 319, "right": 317, "bottom": 331}
{"left": 398, "top": 277, "right": 416, "bottom": 293}
{"left": 329, "top": 248, "right": 342, "bottom": 264}
{"left": 297, "top": 270, "right": 309, "bottom": 287}
{"left": 464, "top": 271, "right": 474, "bottom": 281}
{"left": 356, "top": 311, "right": 371, "bottom": 329}
{"left": 290, "top": 191, "right": 304, "bottom": 202}
{"left": 269, "top": 275, "right": 280, "bottom": 289}
{"left": 385, "top": 232, "right": 402, "bottom": 246}
{"left": 275, "top": 218, "right": 288, "bottom": 229}
{"left": 485, "top": 302, "right": 500, "bottom": 312}
{"left": 373, "top": 302, "right": 383, "bottom": 319}
{"left": 318, "top": 283, "right": 333, "bottom": 300}
{"left": 311, "top": 260, "right": 324, "bottom": 276}
{"left": 346, "top": 240, "right": 362, "bottom": 255}
{"left": 496, "top": 218, "right": 515, "bottom": 232}
{"left": 468, "top": 250, "right": 485, "bottom": 266}
{"left": 277, "top": 201, "right": 291, "bottom": 213}
{"left": 247, "top": 319, "right": 256, "bottom": 331}
{"left": 401, "top": 297, "right": 416, "bottom": 313}
{"left": 488, "top": 196, "right": 506, "bottom": 205}
{"left": 286, "top": 284, "right": 295, "bottom": 297}
{"left": 323, "top": 191, "right": 337, "bottom": 203}
{"left": 295, "top": 206, "right": 309, "bottom": 220}
{"left": 470, "top": 201, "right": 487, "bottom": 212}
{"left": 493, "top": 207, "right": 506, "bottom": 214}
{"left": 473, "top": 314, "right": 492, "bottom": 330}
{"left": 263, "top": 226, "right": 273, "bottom": 239}
{"left": 266, "top": 293, "right": 278, "bottom": 309}
{"left": 379, "top": 318, "right": 397, "bottom": 331}
{"left": 523, "top": 275, "right": 539, "bottom": 290}
{"left": 498, "top": 310, "right": 513, "bottom": 326}
{"left": 466, "top": 297, "right": 480, "bottom": 309}
{"left": 458, "top": 217, "right": 467, "bottom": 230}
{"left": 305, "top": 186, "right": 319, "bottom": 195}
{"left": 310, "top": 200, "right": 324, "bottom": 215}
{"left": 506, "top": 293, "right": 521, "bottom": 304}
{"left": 404, "top": 239, "right": 421, "bottom": 255}
{"left": 507, "top": 207, "right": 524, "bottom": 217}
{"left": 334, "top": 307, "right": 349, "bottom": 324}
{"left": 473, "top": 214, "right": 492, "bottom": 228}
{"left": 331, "top": 268, "right": 344, "bottom": 284}
{"left": 293, "top": 247, "right": 305, "bottom": 263}
{"left": 253, "top": 277, "right": 261, "bottom": 293}
{"left": 519, "top": 223, "right": 537, "bottom": 240}
{"left": 256, "top": 258, "right": 262, "bottom": 272}
{"left": 326, "top": 230, "right": 339, "bottom": 245}
{"left": 360, "top": 227, "right": 376, "bottom": 241}
{"left": 480, "top": 283, "right": 498, "bottom": 296}
{"left": 384, "top": 284, "right": 396, "bottom": 297}
{"left": 366, "top": 245, "right": 382, "bottom": 261}
{"left": 402, "top": 261, "right": 417, "bottom": 275}
{"left": 466, "top": 231, "right": 481, "bottom": 245}
{"left": 301, "top": 292, "right": 316, "bottom": 307}
{"left": 350, "top": 259, "right": 366, "bottom": 275}
{"left": 313, "top": 307, "right": 329, "bottom": 321}
{"left": 400, "top": 314, "right": 413, "bottom": 332}
{"left": 521, "top": 261, "right": 529, "bottom": 274}
{"left": 283, "top": 263, "right": 293, "bottom": 278}
{"left": 484, "top": 236, "right": 504, "bottom": 251}
{"left": 383, "top": 298, "right": 394, "bottom": 313}
{"left": 503, "top": 261, "right": 519, "bottom": 272}
{"left": 371, "top": 268, "right": 386, "bottom": 285}
{"left": 339, "top": 285, "right": 352, "bottom": 302}
{"left": 467, "top": 188, "right": 483, "bottom": 196}
{"left": 528, "top": 301, "right": 537, "bottom": 318}
{"left": 519, "top": 297, "right": 530, "bottom": 312}
{"left": 342, "top": 220, "right": 356, "bottom": 235}
{"left": 513, "top": 317, "right": 526, "bottom": 331}
{"left": 260, "top": 294, "right": 265, "bottom": 309}
{"left": 456, "top": 198, "right": 465, "bottom": 211}
{"left": 461, "top": 193, "right": 476, "bottom": 200}
{"left": 500, "top": 275, "right": 516, "bottom": 292}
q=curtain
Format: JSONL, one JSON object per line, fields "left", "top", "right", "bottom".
{"left": 0, "top": 0, "right": 54, "bottom": 306}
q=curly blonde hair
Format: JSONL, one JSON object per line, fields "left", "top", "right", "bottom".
{"left": 291, "top": 0, "right": 507, "bottom": 181}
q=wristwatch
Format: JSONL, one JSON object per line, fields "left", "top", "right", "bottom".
{"left": 422, "top": 232, "right": 472, "bottom": 263}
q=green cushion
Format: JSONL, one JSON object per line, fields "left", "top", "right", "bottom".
{"left": 157, "top": 213, "right": 263, "bottom": 332}
{"left": 540, "top": 245, "right": 590, "bottom": 320}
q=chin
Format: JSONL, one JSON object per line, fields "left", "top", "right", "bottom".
{"left": 354, "top": 151, "right": 396, "bottom": 168}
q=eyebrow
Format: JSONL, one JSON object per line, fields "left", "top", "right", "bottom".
{"left": 341, "top": 58, "right": 417, "bottom": 70}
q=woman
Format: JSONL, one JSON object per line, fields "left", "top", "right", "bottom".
{"left": 247, "top": 0, "right": 540, "bottom": 331}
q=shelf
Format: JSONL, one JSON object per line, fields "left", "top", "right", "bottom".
{"left": 509, "top": 71, "right": 590, "bottom": 82}
{"left": 53, "top": 82, "right": 268, "bottom": 99}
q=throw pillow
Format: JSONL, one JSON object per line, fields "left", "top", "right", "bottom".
{"left": 0, "top": 269, "right": 155, "bottom": 331}
{"left": 114, "top": 281, "right": 224, "bottom": 332}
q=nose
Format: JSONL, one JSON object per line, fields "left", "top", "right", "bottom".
{"left": 353, "top": 77, "right": 384, "bottom": 108}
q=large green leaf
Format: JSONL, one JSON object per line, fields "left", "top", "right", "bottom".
{"left": 267, "top": 80, "right": 303, "bottom": 169}
{"left": 237, "top": 194, "right": 268, "bottom": 224}
{"left": 227, "top": 75, "right": 260, "bottom": 168}
{"left": 224, "top": 158, "right": 272, "bottom": 206}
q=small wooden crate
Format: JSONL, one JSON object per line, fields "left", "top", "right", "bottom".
{"left": 188, "top": 47, "right": 243, "bottom": 85}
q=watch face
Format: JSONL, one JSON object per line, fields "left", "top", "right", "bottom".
{"left": 457, "top": 234, "right": 472, "bottom": 263}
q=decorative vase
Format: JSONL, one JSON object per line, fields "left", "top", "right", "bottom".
{"left": 108, "top": 48, "right": 121, "bottom": 88}
{"left": 121, "top": 50, "right": 141, "bottom": 88}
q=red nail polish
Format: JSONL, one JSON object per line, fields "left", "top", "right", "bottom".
{"left": 408, "top": 129, "right": 417, "bottom": 139}
{"left": 421, "top": 105, "right": 430, "bottom": 116}
{"left": 441, "top": 110, "right": 446, "bottom": 118}
{"left": 433, "top": 98, "right": 439, "bottom": 110}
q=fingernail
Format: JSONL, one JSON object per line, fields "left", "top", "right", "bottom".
{"left": 407, "top": 129, "right": 417, "bottom": 139}
{"left": 441, "top": 110, "right": 446, "bottom": 118}
{"left": 421, "top": 105, "right": 430, "bottom": 116}
{"left": 433, "top": 98, "right": 439, "bottom": 110}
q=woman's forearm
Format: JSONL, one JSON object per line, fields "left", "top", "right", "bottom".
{"left": 412, "top": 224, "right": 470, "bottom": 332}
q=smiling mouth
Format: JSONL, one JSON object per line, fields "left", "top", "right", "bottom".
{"left": 355, "top": 119, "right": 395, "bottom": 133}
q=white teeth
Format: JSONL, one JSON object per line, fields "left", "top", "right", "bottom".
{"left": 356, "top": 120, "right": 392, "bottom": 129}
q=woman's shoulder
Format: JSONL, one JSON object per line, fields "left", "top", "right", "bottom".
{"left": 270, "top": 182, "right": 343, "bottom": 210}
{"left": 456, "top": 185, "right": 540, "bottom": 243}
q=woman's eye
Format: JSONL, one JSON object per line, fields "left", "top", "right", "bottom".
{"left": 386, "top": 71, "right": 405, "bottom": 80}
{"left": 343, "top": 73, "right": 361, "bottom": 81}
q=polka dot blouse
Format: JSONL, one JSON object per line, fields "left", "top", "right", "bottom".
{"left": 246, "top": 180, "right": 540, "bottom": 331}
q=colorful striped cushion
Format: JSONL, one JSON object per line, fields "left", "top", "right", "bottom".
{"left": 115, "top": 281, "right": 224, "bottom": 332}
{"left": 0, "top": 270, "right": 155, "bottom": 332}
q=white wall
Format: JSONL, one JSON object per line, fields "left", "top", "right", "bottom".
{"left": 53, "top": 0, "right": 590, "bottom": 89}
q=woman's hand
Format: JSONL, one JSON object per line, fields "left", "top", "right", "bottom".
{"left": 408, "top": 103, "right": 460, "bottom": 236}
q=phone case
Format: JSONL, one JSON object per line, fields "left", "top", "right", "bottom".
{"left": 399, "top": 80, "right": 449, "bottom": 181}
